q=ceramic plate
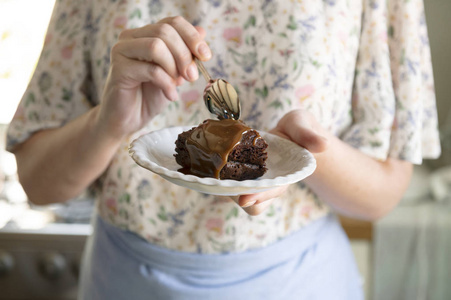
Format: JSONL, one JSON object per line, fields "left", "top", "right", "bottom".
{"left": 129, "top": 126, "right": 316, "bottom": 196}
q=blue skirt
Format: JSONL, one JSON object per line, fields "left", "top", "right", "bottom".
{"left": 78, "top": 214, "right": 363, "bottom": 300}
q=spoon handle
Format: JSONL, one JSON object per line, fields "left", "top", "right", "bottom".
{"left": 194, "top": 58, "right": 212, "bottom": 82}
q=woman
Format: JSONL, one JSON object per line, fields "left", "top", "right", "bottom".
{"left": 7, "top": 0, "right": 440, "bottom": 299}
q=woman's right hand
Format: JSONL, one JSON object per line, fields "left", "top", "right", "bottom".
{"left": 96, "top": 16, "right": 212, "bottom": 140}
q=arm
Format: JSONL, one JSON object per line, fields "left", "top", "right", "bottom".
{"left": 13, "top": 107, "right": 120, "bottom": 205}
{"left": 12, "top": 17, "right": 212, "bottom": 205}
{"left": 237, "top": 110, "right": 413, "bottom": 221}
{"left": 304, "top": 130, "right": 412, "bottom": 221}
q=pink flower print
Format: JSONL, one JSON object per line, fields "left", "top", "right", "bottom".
{"left": 255, "top": 234, "right": 267, "bottom": 240}
{"left": 106, "top": 198, "right": 118, "bottom": 215}
{"left": 300, "top": 206, "right": 312, "bottom": 219}
{"left": 205, "top": 218, "right": 224, "bottom": 235}
{"left": 338, "top": 31, "right": 347, "bottom": 47}
{"left": 223, "top": 27, "right": 242, "bottom": 46}
{"left": 114, "top": 16, "right": 128, "bottom": 30}
{"left": 295, "top": 85, "right": 315, "bottom": 102}
{"left": 181, "top": 89, "right": 201, "bottom": 110}
{"left": 61, "top": 43, "right": 75, "bottom": 60}
{"left": 379, "top": 31, "right": 388, "bottom": 43}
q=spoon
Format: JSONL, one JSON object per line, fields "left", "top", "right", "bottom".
{"left": 194, "top": 58, "right": 241, "bottom": 120}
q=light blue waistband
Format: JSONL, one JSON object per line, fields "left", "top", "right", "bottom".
{"left": 98, "top": 213, "right": 336, "bottom": 276}
{"left": 80, "top": 213, "right": 363, "bottom": 300}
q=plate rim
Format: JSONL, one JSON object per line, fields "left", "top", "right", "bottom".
{"left": 128, "top": 125, "right": 316, "bottom": 191}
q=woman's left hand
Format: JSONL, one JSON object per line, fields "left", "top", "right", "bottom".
{"left": 232, "top": 109, "right": 329, "bottom": 215}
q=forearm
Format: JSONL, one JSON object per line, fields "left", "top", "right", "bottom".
{"left": 13, "top": 106, "right": 122, "bottom": 205}
{"left": 304, "top": 134, "right": 413, "bottom": 221}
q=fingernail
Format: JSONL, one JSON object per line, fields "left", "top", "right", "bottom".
{"left": 169, "top": 89, "right": 178, "bottom": 101}
{"left": 186, "top": 64, "right": 198, "bottom": 81}
{"left": 241, "top": 200, "right": 257, "bottom": 208}
{"left": 197, "top": 42, "right": 211, "bottom": 59}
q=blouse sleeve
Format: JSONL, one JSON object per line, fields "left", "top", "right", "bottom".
{"left": 341, "top": 0, "right": 441, "bottom": 164}
{"left": 6, "top": 0, "right": 95, "bottom": 152}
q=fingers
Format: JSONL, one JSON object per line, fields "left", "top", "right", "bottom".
{"left": 113, "top": 38, "right": 179, "bottom": 79}
{"left": 110, "top": 54, "right": 179, "bottom": 101}
{"left": 157, "top": 17, "right": 211, "bottom": 61}
{"left": 238, "top": 185, "right": 288, "bottom": 208}
{"left": 227, "top": 185, "right": 288, "bottom": 216}
{"left": 194, "top": 26, "right": 207, "bottom": 40}
{"left": 242, "top": 200, "right": 274, "bottom": 216}
{"left": 109, "top": 16, "right": 211, "bottom": 101}
{"left": 120, "top": 17, "right": 211, "bottom": 82}
{"left": 273, "top": 110, "right": 329, "bottom": 153}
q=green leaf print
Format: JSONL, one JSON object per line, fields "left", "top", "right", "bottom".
{"left": 226, "top": 207, "right": 238, "bottom": 220}
{"left": 400, "top": 49, "right": 406, "bottom": 65}
{"left": 25, "top": 93, "right": 35, "bottom": 107}
{"left": 388, "top": 25, "right": 395, "bottom": 38}
{"left": 268, "top": 99, "right": 283, "bottom": 110}
{"left": 148, "top": 218, "right": 157, "bottom": 226}
{"left": 244, "top": 15, "right": 256, "bottom": 29}
{"left": 278, "top": 32, "right": 288, "bottom": 38}
{"left": 28, "top": 111, "right": 40, "bottom": 122}
{"left": 287, "top": 15, "right": 297, "bottom": 30}
{"left": 310, "top": 58, "right": 322, "bottom": 68}
{"left": 225, "top": 225, "right": 235, "bottom": 235}
{"left": 119, "top": 193, "right": 131, "bottom": 204}
{"left": 157, "top": 206, "right": 168, "bottom": 221}
{"left": 62, "top": 87, "right": 73, "bottom": 102}
{"left": 130, "top": 8, "right": 142, "bottom": 19}
{"left": 207, "top": 236, "right": 236, "bottom": 253}
{"left": 168, "top": 101, "right": 180, "bottom": 111}
{"left": 255, "top": 86, "right": 268, "bottom": 99}
{"left": 261, "top": 57, "right": 267, "bottom": 68}
{"left": 369, "top": 141, "right": 382, "bottom": 147}
{"left": 368, "top": 127, "right": 379, "bottom": 135}
{"left": 38, "top": 72, "right": 52, "bottom": 93}
{"left": 266, "top": 205, "right": 275, "bottom": 217}
{"left": 245, "top": 35, "right": 251, "bottom": 45}
{"left": 119, "top": 208, "right": 129, "bottom": 220}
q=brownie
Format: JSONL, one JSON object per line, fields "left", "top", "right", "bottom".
{"left": 174, "top": 119, "right": 268, "bottom": 180}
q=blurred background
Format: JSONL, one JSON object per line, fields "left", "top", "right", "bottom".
{"left": 0, "top": 0, "right": 450, "bottom": 299}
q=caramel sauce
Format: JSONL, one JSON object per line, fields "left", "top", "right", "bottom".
{"left": 183, "top": 119, "right": 251, "bottom": 178}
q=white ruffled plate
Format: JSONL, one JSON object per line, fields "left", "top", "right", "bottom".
{"left": 129, "top": 126, "right": 316, "bottom": 196}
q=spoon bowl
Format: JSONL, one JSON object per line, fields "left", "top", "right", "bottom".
{"left": 195, "top": 58, "right": 241, "bottom": 120}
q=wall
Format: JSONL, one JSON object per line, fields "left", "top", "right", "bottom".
{"left": 425, "top": 0, "right": 451, "bottom": 128}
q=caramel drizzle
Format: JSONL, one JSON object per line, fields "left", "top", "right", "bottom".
{"left": 184, "top": 119, "right": 250, "bottom": 178}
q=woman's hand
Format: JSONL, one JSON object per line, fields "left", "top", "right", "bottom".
{"left": 13, "top": 17, "right": 212, "bottom": 205}
{"left": 232, "top": 110, "right": 329, "bottom": 216}
{"left": 96, "top": 16, "right": 212, "bottom": 140}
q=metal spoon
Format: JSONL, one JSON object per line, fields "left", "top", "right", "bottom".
{"left": 194, "top": 58, "right": 241, "bottom": 120}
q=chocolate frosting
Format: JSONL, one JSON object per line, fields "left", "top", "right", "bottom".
{"left": 183, "top": 119, "right": 252, "bottom": 178}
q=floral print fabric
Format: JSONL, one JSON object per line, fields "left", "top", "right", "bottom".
{"left": 7, "top": 0, "right": 441, "bottom": 253}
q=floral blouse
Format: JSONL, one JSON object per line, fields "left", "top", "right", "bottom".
{"left": 7, "top": 0, "right": 441, "bottom": 253}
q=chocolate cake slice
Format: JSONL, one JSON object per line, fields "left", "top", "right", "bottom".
{"left": 174, "top": 119, "right": 268, "bottom": 180}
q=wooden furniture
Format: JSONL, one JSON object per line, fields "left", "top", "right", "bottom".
{"left": 339, "top": 216, "right": 373, "bottom": 241}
